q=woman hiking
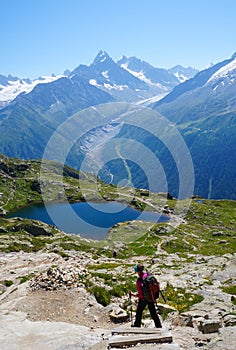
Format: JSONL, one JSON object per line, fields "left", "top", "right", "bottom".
{"left": 129, "top": 263, "right": 162, "bottom": 328}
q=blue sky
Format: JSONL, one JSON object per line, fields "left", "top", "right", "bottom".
{"left": 1, "top": 0, "right": 236, "bottom": 78}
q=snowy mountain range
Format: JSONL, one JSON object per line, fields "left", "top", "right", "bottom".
{"left": 0, "top": 50, "right": 235, "bottom": 199}
{"left": 0, "top": 74, "right": 63, "bottom": 109}
{"left": 0, "top": 51, "right": 198, "bottom": 108}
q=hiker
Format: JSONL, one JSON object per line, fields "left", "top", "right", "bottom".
{"left": 129, "top": 263, "right": 162, "bottom": 328}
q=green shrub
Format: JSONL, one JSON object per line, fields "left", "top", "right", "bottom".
{"left": 111, "top": 280, "right": 136, "bottom": 297}
{"left": 90, "top": 272, "right": 113, "bottom": 283}
{"left": 19, "top": 274, "right": 35, "bottom": 284}
{"left": 89, "top": 286, "right": 111, "bottom": 306}
{"left": 4, "top": 280, "right": 13, "bottom": 287}
{"left": 222, "top": 284, "right": 236, "bottom": 295}
{"left": 51, "top": 249, "right": 69, "bottom": 258}
{"left": 111, "top": 284, "right": 127, "bottom": 297}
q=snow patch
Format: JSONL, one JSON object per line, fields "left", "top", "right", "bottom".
{"left": 120, "top": 64, "right": 146, "bottom": 80}
{"left": 102, "top": 70, "right": 109, "bottom": 79}
{"left": 98, "top": 51, "right": 107, "bottom": 63}
{"left": 120, "top": 64, "right": 168, "bottom": 89}
{"left": 208, "top": 58, "right": 236, "bottom": 82}
{"left": 89, "top": 79, "right": 100, "bottom": 87}
{"left": 212, "top": 81, "right": 225, "bottom": 91}
{"left": 103, "top": 83, "right": 127, "bottom": 91}
{"left": 136, "top": 93, "right": 168, "bottom": 106}
{"left": 173, "top": 72, "right": 188, "bottom": 82}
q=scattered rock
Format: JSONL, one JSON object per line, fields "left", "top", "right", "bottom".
{"left": 157, "top": 303, "right": 178, "bottom": 316}
{"left": 30, "top": 265, "right": 87, "bottom": 290}
{"left": 223, "top": 314, "right": 236, "bottom": 327}
{"left": 106, "top": 304, "right": 129, "bottom": 323}
{"left": 168, "top": 313, "right": 193, "bottom": 327}
{"left": 197, "top": 318, "right": 221, "bottom": 333}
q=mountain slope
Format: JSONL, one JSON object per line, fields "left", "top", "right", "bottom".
{"left": 117, "top": 55, "right": 180, "bottom": 88}
{"left": 0, "top": 76, "right": 113, "bottom": 159}
{"left": 117, "top": 55, "right": 195, "bottom": 102}
{"left": 150, "top": 53, "right": 236, "bottom": 199}
{"left": 180, "top": 113, "right": 236, "bottom": 199}
{"left": 93, "top": 53, "right": 236, "bottom": 200}
{"left": 153, "top": 53, "right": 236, "bottom": 120}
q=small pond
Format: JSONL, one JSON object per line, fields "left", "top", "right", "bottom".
{"left": 7, "top": 201, "right": 169, "bottom": 240}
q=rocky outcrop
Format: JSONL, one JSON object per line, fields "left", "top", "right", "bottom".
{"left": 13, "top": 220, "right": 53, "bottom": 237}
{"left": 0, "top": 161, "right": 30, "bottom": 177}
{"left": 29, "top": 265, "right": 88, "bottom": 290}
{"left": 0, "top": 162, "right": 17, "bottom": 177}
{"left": 30, "top": 179, "right": 43, "bottom": 193}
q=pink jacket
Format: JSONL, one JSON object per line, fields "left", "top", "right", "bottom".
{"left": 136, "top": 271, "right": 147, "bottom": 300}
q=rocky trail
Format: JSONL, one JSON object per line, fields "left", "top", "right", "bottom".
{"left": 0, "top": 250, "right": 236, "bottom": 349}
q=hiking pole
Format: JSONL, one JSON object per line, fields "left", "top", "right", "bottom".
{"left": 160, "top": 290, "right": 167, "bottom": 303}
{"left": 154, "top": 299, "right": 160, "bottom": 315}
{"left": 129, "top": 291, "right": 133, "bottom": 326}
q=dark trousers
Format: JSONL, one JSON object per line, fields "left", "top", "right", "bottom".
{"left": 133, "top": 299, "right": 162, "bottom": 328}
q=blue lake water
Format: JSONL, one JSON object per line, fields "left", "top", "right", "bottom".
{"left": 7, "top": 201, "right": 169, "bottom": 240}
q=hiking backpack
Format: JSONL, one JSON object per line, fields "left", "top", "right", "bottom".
{"left": 141, "top": 274, "right": 160, "bottom": 302}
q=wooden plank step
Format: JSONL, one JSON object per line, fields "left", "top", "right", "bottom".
{"left": 109, "top": 333, "right": 173, "bottom": 348}
{"left": 112, "top": 327, "right": 164, "bottom": 335}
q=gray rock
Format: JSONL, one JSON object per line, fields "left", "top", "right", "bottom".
{"left": 157, "top": 303, "right": 177, "bottom": 315}
{"left": 168, "top": 314, "right": 193, "bottom": 327}
{"left": 182, "top": 310, "right": 208, "bottom": 319}
{"left": 105, "top": 304, "right": 129, "bottom": 323}
{"left": 223, "top": 314, "right": 236, "bottom": 327}
{"left": 197, "top": 318, "right": 221, "bottom": 333}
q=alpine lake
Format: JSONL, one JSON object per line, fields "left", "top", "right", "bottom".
{"left": 7, "top": 201, "right": 169, "bottom": 240}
